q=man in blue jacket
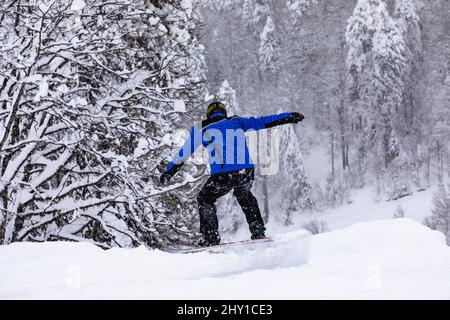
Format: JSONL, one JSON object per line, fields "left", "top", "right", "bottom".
{"left": 160, "top": 99, "right": 305, "bottom": 246}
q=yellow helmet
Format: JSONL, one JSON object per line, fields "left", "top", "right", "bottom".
{"left": 206, "top": 100, "right": 227, "bottom": 119}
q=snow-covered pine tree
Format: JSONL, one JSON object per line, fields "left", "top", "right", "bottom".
{"left": 255, "top": 11, "right": 283, "bottom": 225}
{"left": 423, "top": 1, "right": 450, "bottom": 185}
{"left": 217, "top": 80, "right": 238, "bottom": 116}
{"left": 242, "top": 0, "right": 270, "bottom": 32}
{"left": 371, "top": 8, "right": 407, "bottom": 165}
{"left": 0, "top": 0, "right": 206, "bottom": 248}
{"left": 286, "top": 0, "right": 318, "bottom": 25}
{"left": 259, "top": 16, "right": 281, "bottom": 74}
{"left": 279, "top": 123, "right": 314, "bottom": 225}
{"left": 346, "top": 0, "right": 381, "bottom": 79}
{"left": 424, "top": 184, "right": 450, "bottom": 245}
{"left": 346, "top": 0, "right": 407, "bottom": 192}
{"left": 393, "top": 0, "right": 425, "bottom": 174}
{"left": 394, "top": 0, "right": 426, "bottom": 136}
{"left": 242, "top": 0, "right": 255, "bottom": 29}
{"left": 394, "top": 0, "right": 421, "bottom": 36}
{"left": 346, "top": 0, "right": 380, "bottom": 183}
{"left": 430, "top": 79, "right": 450, "bottom": 184}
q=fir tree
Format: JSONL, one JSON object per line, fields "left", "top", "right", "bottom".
{"left": 242, "top": 0, "right": 270, "bottom": 31}
{"left": 286, "top": 0, "right": 318, "bottom": 25}
{"left": 259, "top": 16, "right": 280, "bottom": 74}
{"left": 279, "top": 124, "right": 314, "bottom": 225}
{"left": 424, "top": 184, "right": 450, "bottom": 245}
{"left": 346, "top": 0, "right": 407, "bottom": 182}
{"left": 391, "top": 0, "right": 426, "bottom": 189}
{"left": 217, "top": 80, "right": 239, "bottom": 116}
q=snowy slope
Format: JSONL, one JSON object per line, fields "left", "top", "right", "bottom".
{"left": 1, "top": 218, "right": 449, "bottom": 299}
{"left": 300, "top": 188, "right": 435, "bottom": 230}
{"left": 225, "top": 187, "right": 435, "bottom": 243}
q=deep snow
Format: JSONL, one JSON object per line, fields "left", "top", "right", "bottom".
{"left": 1, "top": 218, "right": 449, "bottom": 299}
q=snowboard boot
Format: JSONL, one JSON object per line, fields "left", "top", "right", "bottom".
{"left": 251, "top": 231, "right": 266, "bottom": 240}
{"left": 198, "top": 238, "right": 220, "bottom": 247}
{"left": 198, "top": 230, "right": 220, "bottom": 247}
{"left": 249, "top": 221, "right": 266, "bottom": 240}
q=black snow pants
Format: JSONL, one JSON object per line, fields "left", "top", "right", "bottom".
{"left": 197, "top": 168, "right": 265, "bottom": 243}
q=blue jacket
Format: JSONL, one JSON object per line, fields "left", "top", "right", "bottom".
{"left": 164, "top": 112, "right": 296, "bottom": 176}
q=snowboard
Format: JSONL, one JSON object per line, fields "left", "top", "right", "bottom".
{"left": 166, "top": 237, "right": 274, "bottom": 254}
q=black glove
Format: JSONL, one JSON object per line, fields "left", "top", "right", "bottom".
{"left": 265, "top": 112, "right": 305, "bottom": 129}
{"left": 160, "top": 172, "right": 172, "bottom": 185}
{"left": 291, "top": 112, "right": 305, "bottom": 123}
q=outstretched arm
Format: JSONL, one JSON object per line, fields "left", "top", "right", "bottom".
{"left": 160, "top": 125, "right": 202, "bottom": 184}
{"left": 238, "top": 112, "right": 305, "bottom": 131}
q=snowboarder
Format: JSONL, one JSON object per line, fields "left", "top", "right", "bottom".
{"left": 160, "top": 99, "right": 305, "bottom": 246}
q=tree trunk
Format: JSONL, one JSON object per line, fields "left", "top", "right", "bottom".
{"left": 331, "top": 132, "right": 335, "bottom": 182}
